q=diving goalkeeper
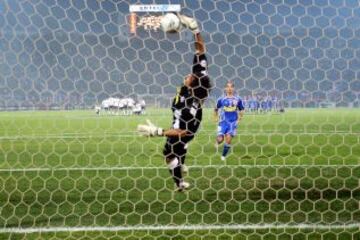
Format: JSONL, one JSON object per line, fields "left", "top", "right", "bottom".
{"left": 137, "top": 15, "right": 211, "bottom": 191}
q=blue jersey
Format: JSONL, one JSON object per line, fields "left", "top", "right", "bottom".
{"left": 216, "top": 96, "right": 244, "bottom": 122}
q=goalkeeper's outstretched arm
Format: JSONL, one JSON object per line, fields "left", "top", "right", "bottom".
{"left": 163, "top": 129, "right": 188, "bottom": 137}
{"left": 137, "top": 120, "right": 188, "bottom": 137}
{"left": 194, "top": 32, "right": 205, "bottom": 55}
{"left": 177, "top": 14, "right": 205, "bottom": 54}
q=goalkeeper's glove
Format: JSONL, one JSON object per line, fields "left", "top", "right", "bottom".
{"left": 177, "top": 14, "right": 199, "bottom": 33}
{"left": 137, "top": 119, "right": 164, "bottom": 137}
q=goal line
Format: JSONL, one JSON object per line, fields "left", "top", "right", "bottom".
{"left": 1, "top": 223, "right": 360, "bottom": 234}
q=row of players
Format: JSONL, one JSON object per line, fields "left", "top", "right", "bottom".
{"left": 95, "top": 97, "right": 146, "bottom": 115}
{"left": 96, "top": 94, "right": 282, "bottom": 116}
{"left": 243, "top": 95, "right": 282, "bottom": 113}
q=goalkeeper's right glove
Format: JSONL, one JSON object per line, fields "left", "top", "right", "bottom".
{"left": 137, "top": 119, "right": 164, "bottom": 137}
{"left": 177, "top": 14, "right": 199, "bottom": 33}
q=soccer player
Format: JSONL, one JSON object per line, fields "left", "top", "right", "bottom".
{"left": 132, "top": 101, "right": 142, "bottom": 115}
{"left": 137, "top": 15, "right": 211, "bottom": 191}
{"left": 139, "top": 99, "right": 146, "bottom": 114}
{"left": 214, "top": 82, "right": 245, "bottom": 161}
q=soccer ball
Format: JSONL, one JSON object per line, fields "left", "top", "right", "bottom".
{"left": 160, "top": 13, "right": 181, "bottom": 33}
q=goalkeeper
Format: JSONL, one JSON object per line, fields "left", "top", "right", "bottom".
{"left": 137, "top": 15, "right": 211, "bottom": 191}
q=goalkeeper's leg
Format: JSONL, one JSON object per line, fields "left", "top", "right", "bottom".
{"left": 163, "top": 138, "right": 189, "bottom": 190}
{"left": 180, "top": 146, "right": 188, "bottom": 174}
{"left": 166, "top": 157, "right": 183, "bottom": 187}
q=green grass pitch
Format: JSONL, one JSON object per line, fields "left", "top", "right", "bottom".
{"left": 0, "top": 108, "right": 359, "bottom": 239}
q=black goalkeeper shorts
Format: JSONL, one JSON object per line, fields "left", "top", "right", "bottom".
{"left": 163, "top": 136, "right": 193, "bottom": 161}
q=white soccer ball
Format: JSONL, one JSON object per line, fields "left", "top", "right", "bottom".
{"left": 160, "top": 13, "right": 181, "bottom": 33}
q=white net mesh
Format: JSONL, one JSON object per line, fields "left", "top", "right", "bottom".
{"left": 1, "top": 0, "right": 360, "bottom": 239}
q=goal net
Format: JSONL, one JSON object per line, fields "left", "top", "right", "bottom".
{"left": 0, "top": 1, "right": 359, "bottom": 239}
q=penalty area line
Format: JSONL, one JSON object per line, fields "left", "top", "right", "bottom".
{"left": 1, "top": 164, "right": 360, "bottom": 172}
{"left": 1, "top": 224, "right": 360, "bottom": 234}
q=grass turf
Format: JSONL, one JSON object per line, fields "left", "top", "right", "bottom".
{"left": 0, "top": 108, "right": 359, "bottom": 239}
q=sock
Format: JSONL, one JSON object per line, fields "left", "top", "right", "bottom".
{"left": 222, "top": 143, "right": 231, "bottom": 157}
{"left": 167, "top": 158, "right": 183, "bottom": 187}
{"left": 180, "top": 156, "right": 186, "bottom": 165}
{"left": 169, "top": 166, "right": 182, "bottom": 187}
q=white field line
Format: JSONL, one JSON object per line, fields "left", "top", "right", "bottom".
{"left": 1, "top": 223, "right": 360, "bottom": 234}
{"left": 0, "top": 130, "right": 358, "bottom": 140}
{"left": 0, "top": 165, "right": 359, "bottom": 172}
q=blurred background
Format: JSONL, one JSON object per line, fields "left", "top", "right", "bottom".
{"left": 1, "top": 0, "right": 359, "bottom": 110}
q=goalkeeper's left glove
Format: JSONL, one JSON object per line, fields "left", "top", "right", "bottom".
{"left": 137, "top": 119, "right": 164, "bottom": 137}
{"left": 177, "top": 14, "right": 199, "bottom": 33}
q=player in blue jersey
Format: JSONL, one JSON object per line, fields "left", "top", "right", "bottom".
{"left": 214, "top": 82, "right": 245, "bottom": 161}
